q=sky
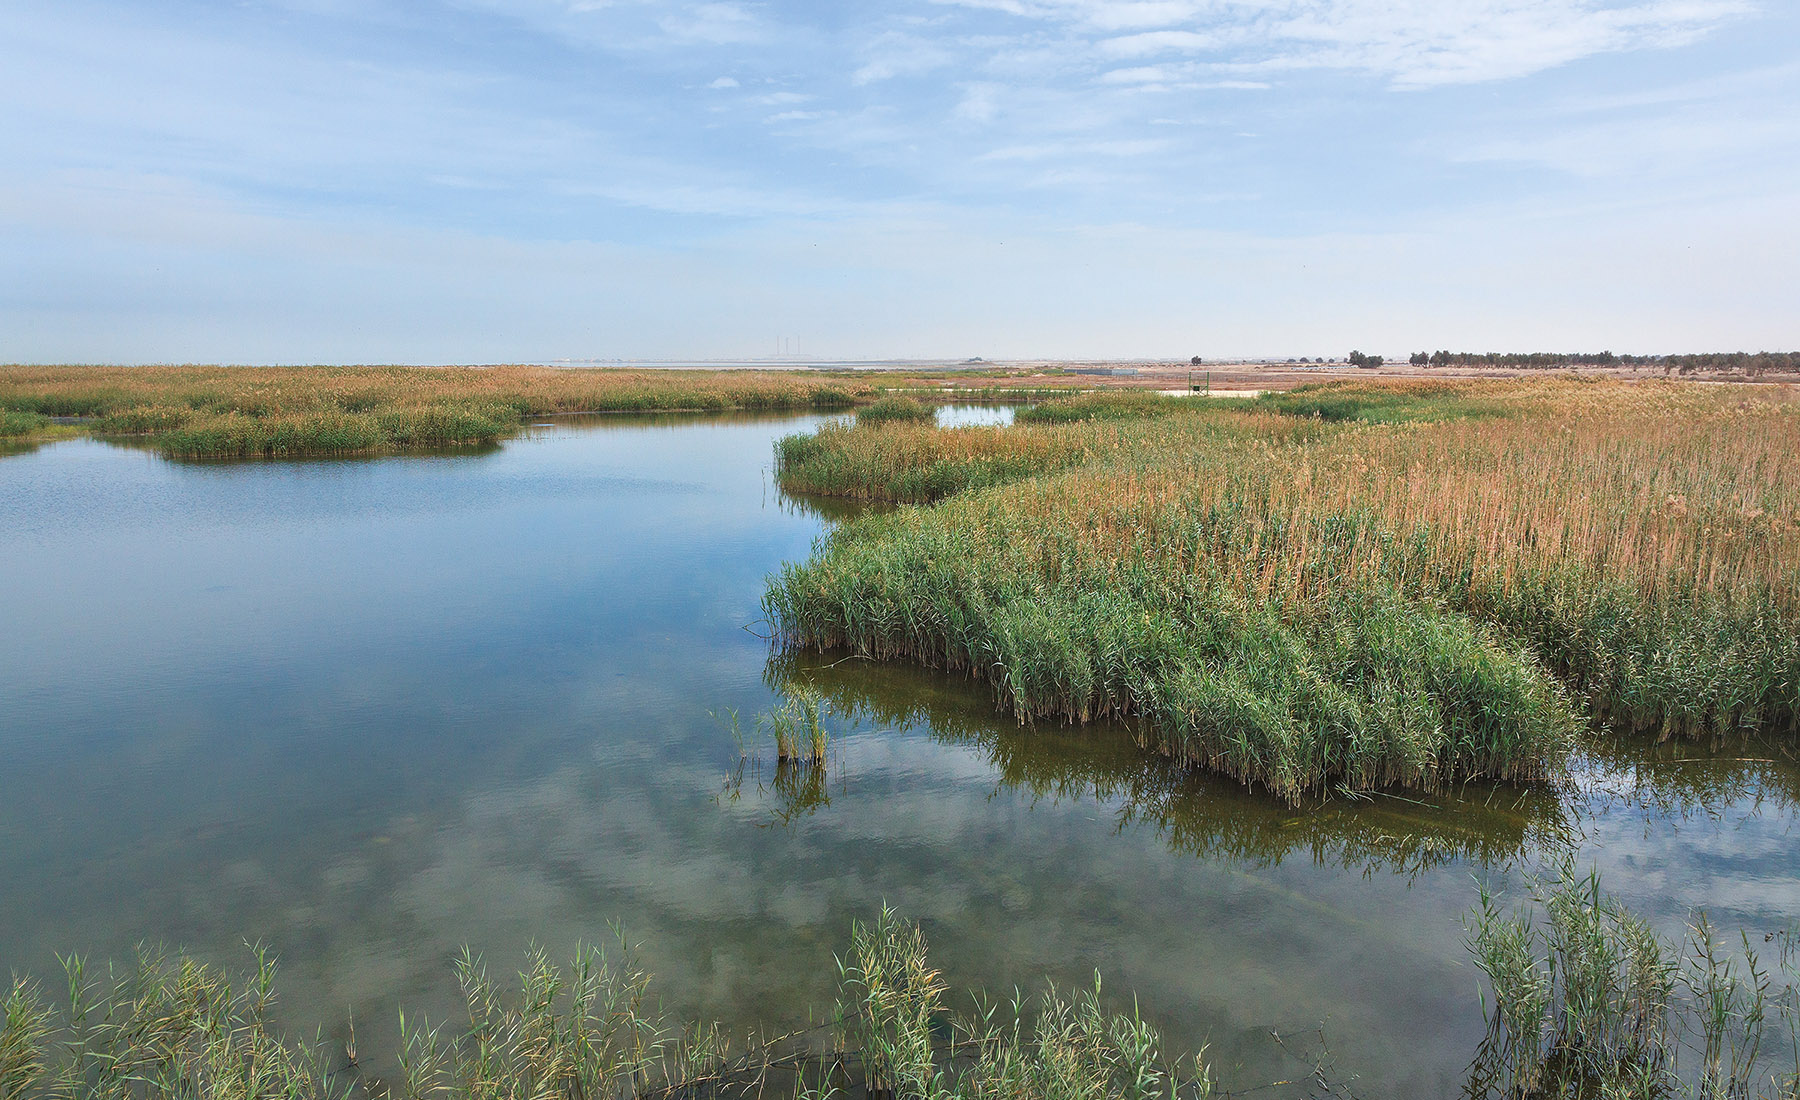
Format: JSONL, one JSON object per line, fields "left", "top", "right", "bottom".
{"left": 2, "top": 0, "right": 1797, "bottom": 363}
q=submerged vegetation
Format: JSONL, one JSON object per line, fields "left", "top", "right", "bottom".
{"left": 1466, "top": 864, "right": 1800, "bottom": 1100}
{"left": 767, "top": 379, "right": 1800, "bottom": 802}
{"left": 6, "top": 881, "right": 1798, "bottom": 1100}
{"left": 0, "top": 912, "right": 1215, "bottom": 1100}
{"left": 761, "top": 683, "right": 831, "bottom": 765}
{"left": 0, "top": 365, "right": 871, "bottom": 458}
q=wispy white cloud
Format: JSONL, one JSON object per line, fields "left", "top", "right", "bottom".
{"left": 447, "top": 0, "right": 771, "bottom": 50}
{"left": 978, "top": 137, "right": 1172, "bottom": 159}
{"left": 1097, "top": 64, "right": 1179, "bottom": 84}
{"left": 1, "top": 0, "right": 1793, "bottom": 359}
{"left": 951, "top": 81, "right": 1006, "bottom": 122}
{"left": 656, "top": 1, "right": 762, "bottom": 44}
{"left": 1096, "top": 65, "right": 1270, "bottom": 91}
{"left": 935, "top": 0, "right": 1755, "bottom": 87}
{"left": 1457, "top": 80, "right": 1800, "bottom": 176}
{"left": 1098, "top": 30, "right": 1218, "bottom": 58}
{"left": 853, "top": 31, "right": 959, "bottom": 83}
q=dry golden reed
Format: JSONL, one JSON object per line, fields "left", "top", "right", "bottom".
{"left": 768, "top": 379, "right": 1800, "bottom": 801}
{"left": 0, "top": 364, "right": 870, "bottom": 457}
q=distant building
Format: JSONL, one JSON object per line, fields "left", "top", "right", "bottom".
{"left": 1071, "top": 367, "right": 1140, "bottom": 376}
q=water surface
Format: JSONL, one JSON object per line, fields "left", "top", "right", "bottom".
{"left": 1, "top": 412, "right": 1797, "bottom": 1097}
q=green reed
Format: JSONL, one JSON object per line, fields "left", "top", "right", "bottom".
{"left": 774, "top": 420, "right": 1094, "bottom": 504}
{"left": 7, "top": 886, "right": 1793, "bottom": 1099}
{"left": 770, "top": 650, "right": 1578, "bottom": 876}
{"left": 768, "top": 379, "right": 1800, "bottom": 801}
{"left": 856, "top": 395, "right": 936, "bottom": 425}
{"left": 0, "top": 410, "right": 50, "bottom": 438}
{"left": 761, "top": 685, "right": 829, "bottom": 765}
{"left": 1466, "top": 862, "right": 1798, "bottom": 1099}
{"left": 1254, "top": 380, "right": 1515, "bottom": 423}
{"left": 1015, "top": 391, "right": 1198, "bottom": 423}
{"left": 0, "top": 916, "right": 1215, "bottom": 1100}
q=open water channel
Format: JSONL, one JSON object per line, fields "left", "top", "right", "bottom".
{"left": 2, "top": 410, "right": 1797, "bottom": 1097}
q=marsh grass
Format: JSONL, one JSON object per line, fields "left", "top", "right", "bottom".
{"left": 1466, "top": 863, "right": 1798, "bottom": 1099}
{"left": 0, "top": 916, "right": 1215, "bottom": 1100}
{"left": 0, "top": 409, "right": 50, "bottom": 438}
{"left": 879, "top": 386, "right": 1083, "bottom": 403}
{"left": 758, "top": 686, "right": 829, "bottom": 766}
{"left": 856, "top": 396, "right": 936, "bottom": 426}
{"left": 768, "top": 380, "right": 1800, "bottom": 801}
{"left": 1014, "top": 392, "right": 1196, "bottom": 424}
{"left": 815, "top": 907, "right": 1211, "bottom": 1100}
{"left": 1256, "top": 379, "right": 1515, "bottom": 423}
{"left": 770, "top": 651, "right": 1576, "bottom": 876}
{"left": 9, "top": 889, "right": 1786, "bottom": 1100}
{"left": 774, "top": 421, "right": 1093, "bottom": 504}
{"left": 0, "top": 366, "right": 871, "bottom": 458}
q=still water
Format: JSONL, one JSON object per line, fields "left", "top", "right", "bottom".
{"left": 1, "top": 411, "right": 1796, "bottom": 1097}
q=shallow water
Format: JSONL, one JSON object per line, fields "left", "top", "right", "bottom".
{"left": 1, "top": 411, "right": 1797, "bottom": 1097}
{"left": 933, "top": 403, "right": 1016, "bottom": 427}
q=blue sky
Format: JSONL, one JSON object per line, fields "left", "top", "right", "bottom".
{"left": 2, "top": 0, "right": 1796, "bottom": 363}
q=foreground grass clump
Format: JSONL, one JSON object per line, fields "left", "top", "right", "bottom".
{"left": 1466, "top": 863, "right": 1800, "bottom": 1099}
{"left": 0, "top": 914, "right": 1213, "bottom": 1100}
{"left": 0, "top": 365, "right": 871, "bottom": 457}
{"left": 768, "top": 380, "right": 1800, "bottom": 801}
{"left": 857, "top": 394, "right": 937, "bottom": 425}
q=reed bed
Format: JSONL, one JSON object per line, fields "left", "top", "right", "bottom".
{"left": 1015, "top": 391, "right": 1196, "bottom": 423}
{"left": 855, "top": 395, "right": 936, "bottom": 425}
{"left": 1254, "top": 379, "right": 1516, "bottom": 423}
{"left": 0, "top": 916, "right": 1214, "bottom": 1100}
{"left": 879, "top": 385, "right": 1086, "bottom": 402}
{"left": 774, "top": 653, "right": 1572, "bottom": 875}
{"left": 0, "top": 365, "right": 870, "bottom": 457}
{"left": 768, "top": 381, "right": 1800, "bottom": 801}
{"left": 0, "top": 409, "right": 49, "bottom": 437}
{"left": 775, "top": 420, "right": 1095, "bottom": 504}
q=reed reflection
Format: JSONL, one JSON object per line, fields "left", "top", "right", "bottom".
{"left": 764, "top": 652, "right": 1574, "bottom": 877}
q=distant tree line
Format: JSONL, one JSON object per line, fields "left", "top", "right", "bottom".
{"left": 1402, "top": 350, "right": 1800, "bottom": 378}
